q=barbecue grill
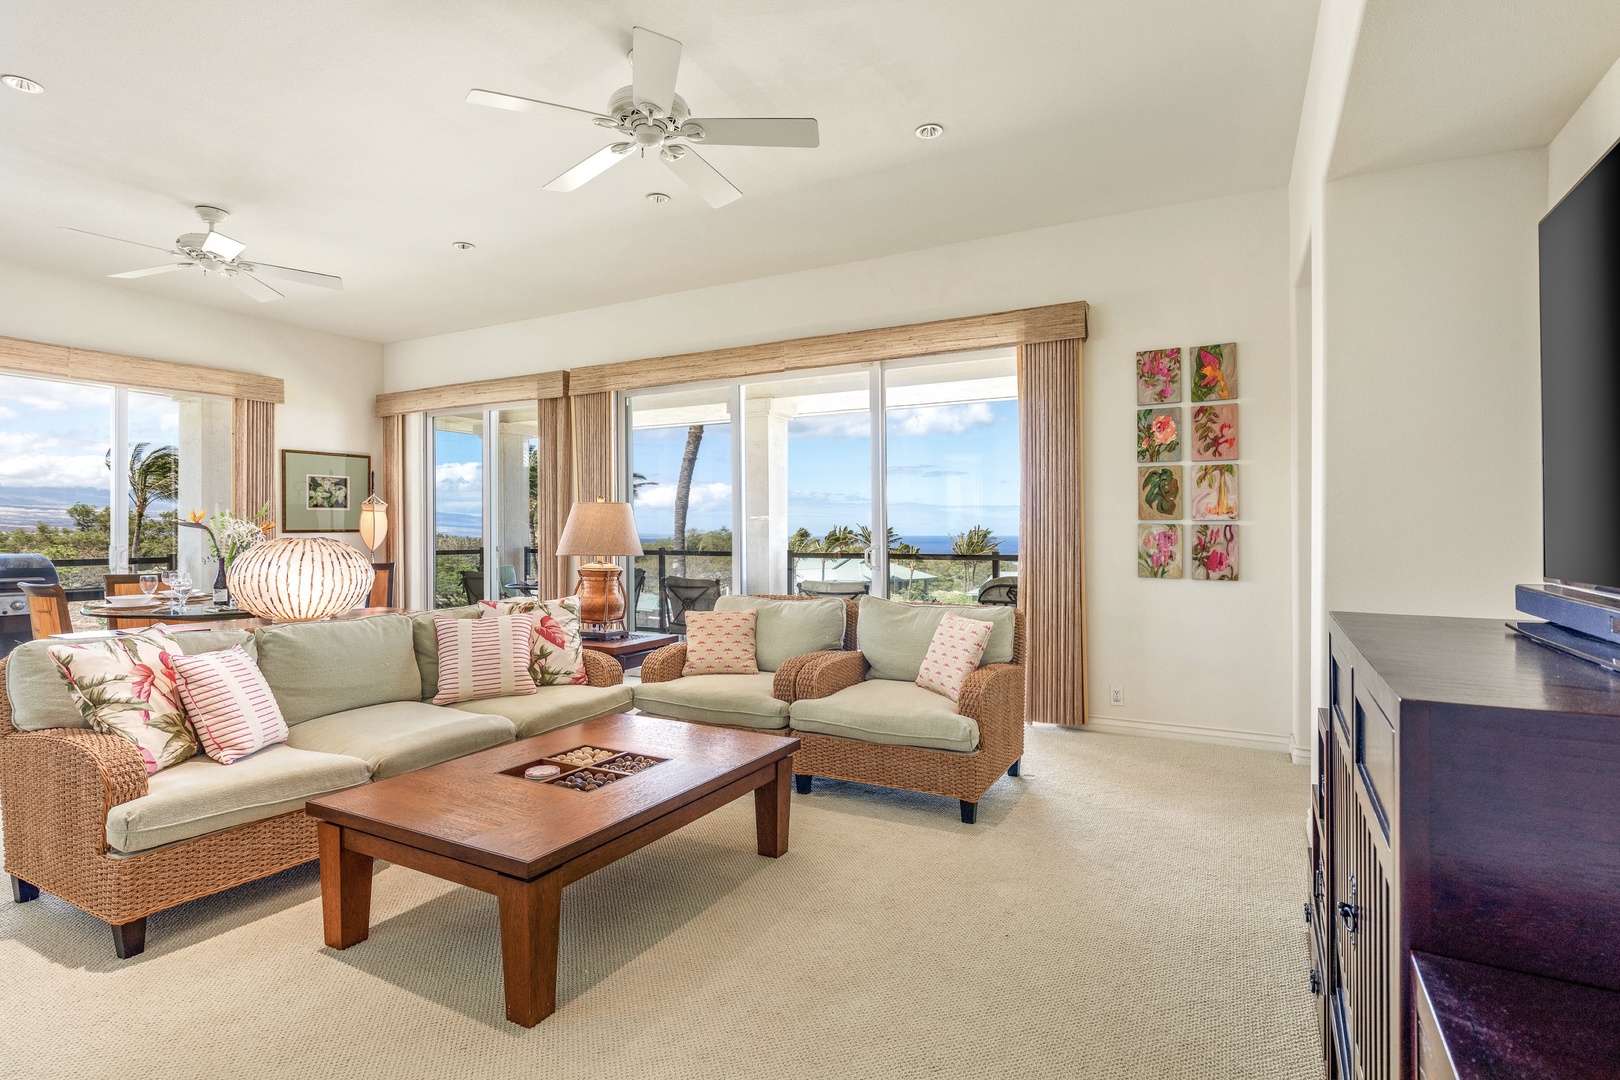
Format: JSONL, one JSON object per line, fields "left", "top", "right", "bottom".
{"left": 0, "top": 553, "right": 59, "bottom": 656}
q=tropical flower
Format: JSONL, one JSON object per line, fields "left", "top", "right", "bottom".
{"left": 1150, "top": 414, "right": 1177, "bottom": 445}
{"left": 537, "top": 615, "right": 567, "bottom": 650}
{"left": 129, "top": 663, "right": 158, "bottom": 701}
{"left": 1207, "top": 549, "right": 1229, "bottom": 574}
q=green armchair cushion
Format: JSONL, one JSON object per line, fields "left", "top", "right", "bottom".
{"left": 713, "top": 594, "right": 846, "bottom": 672}
{"left": 632, "top": 672, "right": 791, "bottom": 730}
{"left": 854, "top": 596, "right": 1015, "bottom": 683}
{"left": 788, "top": 678, "right": 980, "bottom": 753}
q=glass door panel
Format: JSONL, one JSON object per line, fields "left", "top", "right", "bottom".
{"left": 883, "top": 352, "right": 1020, "bottom": 604}
{"left": 741, "top": 369, "right": 874, "bottom": 598}
{"left": 492, "top": 406, "right": 539, "bottom": 596}
{"left": 626, "top": 385, "right": 733, "bottom": 632}
{"left": 431, "top": 411, "right": 485, "bottom": 608}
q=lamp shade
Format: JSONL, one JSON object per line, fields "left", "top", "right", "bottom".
{"left": 227, "top": 537, "right": 375, "bottom": 622}
{"left": 556, "top": 501, "right": 643, "bottom": 558}
{"left": 358, "top": 494, "right": 389, "bottom": 553}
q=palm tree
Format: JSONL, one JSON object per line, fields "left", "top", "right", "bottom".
{"left": 820, "top": 524, "right": 859, "bottom": 553}
{"left": 788, "top": 527, "right": 821, "bottom": 552}
{"left": 107, "top": 443, "right": 179, "bottom": 557}
{"left": 951, "top": 525, "right": 1002, "bottom": 594}
{"left": 671, "top": 425, "right": 704, "bottom": 575}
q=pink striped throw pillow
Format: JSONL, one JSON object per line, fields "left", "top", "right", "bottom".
{"left": 171, "top": 646, "right": 288, "bottom": 765}
{"left": 681, "top": 610, "right": 760, "bottom": 675}
{"left": 433, "top": 612, "right": 538, "bottom": 704}
{"left": 915, "top": 612, "right": 993, "bottom": 702}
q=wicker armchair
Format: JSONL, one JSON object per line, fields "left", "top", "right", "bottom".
{"left": 0, "top": 648, "right": 624, "bottom": 958}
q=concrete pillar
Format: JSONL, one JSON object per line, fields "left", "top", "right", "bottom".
{"left": 495, "top": 429, "right": 533, "bottom": 584}
{"left": 744, "top": 397, "right": 797, "bottom": 595}
{"left": 178, "top": 395, "right": 233, "bottom": 588}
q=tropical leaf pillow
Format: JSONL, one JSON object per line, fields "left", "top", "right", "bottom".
{"left": 478, "top": 596, "right": 588, "bottom": 686}
{"left": 48, "top": 630, "right": 198, "bottom": 775}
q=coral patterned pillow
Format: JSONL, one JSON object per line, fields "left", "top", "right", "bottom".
{"left": 171, "top": 646, "right": 288, "bottom": 764}
{"left": 479, "top": 596, "right": 588, "bottom": 686}
{"left": 682, "top": 610, "right": 760, "bottom": 676}
{"left": 48, "top": 629, "right": 198, "bottom": 775}
{"left": 433, "top": 613, "right": 539, "bottom": 704}
{"left": 915, "top": 613, "right": 993, "bottom": 702}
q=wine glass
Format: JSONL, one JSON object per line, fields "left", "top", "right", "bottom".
{"left": 160, "top": 570, "right": 178, "bottom": 597}
{"left": 170, "top": 572, "right": 193, "bottom": 613}
{"left": 139, "top": 574, "right": 159, "bottom": 603}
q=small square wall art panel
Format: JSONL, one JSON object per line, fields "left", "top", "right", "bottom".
{"left": 1191, "top": 404, "right": 1239, "bottom": 461}
{"left": 1192, "top": 524, "right": 1239, "bottom": 581}
{"left": 1190, "top": 342, "right": 1238, "bottom": 402}
{"left": 1136, "top": 348, "right": 1182, "bottom": 405}
{"left": 1138, "top": 524, "right": 1183, "bottom": 579}
{"left": 1137, "top": 408, "right": 1181, "bottom": 462}
{"left": 1191, "top": 464, "right": 1239, "bottom": 520}
{"left": 1138, "top": 465, "right": 1182, "bottom": 520}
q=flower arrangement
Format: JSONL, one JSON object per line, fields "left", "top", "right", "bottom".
{"left": 180, "top": 506, "right": 274, "bottom": 568}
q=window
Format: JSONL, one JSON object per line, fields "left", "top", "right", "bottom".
{"left": 426, "top": 404, "right": 540, "bottom": 608}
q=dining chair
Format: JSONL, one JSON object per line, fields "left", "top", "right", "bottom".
{"left": 19, "top": 582, "right": 72, "bottom": 639}
{"left": 660, "top": 576, "right": 722, "bottom": 633}
{"left": 498, "top": 564, "right": 520, "bottom": 597}
{"left": 103, "top": 572, "right": 154, "bottom": 631}
{"left": 368, "top": 562, "right": 395, "bottom": 608}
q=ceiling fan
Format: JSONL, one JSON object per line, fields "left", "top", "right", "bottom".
{"left": 467, "top": 26, "right": 819, "bottom": 208}
{"left": 61, "top": 206, "right": 343, "bottom": 302}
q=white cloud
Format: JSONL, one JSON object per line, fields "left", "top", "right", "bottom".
{"left": 635, "top": 481, "right": 731, "bottom": 511}
{"left": 434, "top": 462, "right": 482, "bottom": 490}
{"left": 791, "top": 413, "right": 870, "bottom": 438}
{"left": 0, "top": 374, "right": 112, "bottom": 414}
{"left": 888, "top": 403, "right": 995, "bottom": 437}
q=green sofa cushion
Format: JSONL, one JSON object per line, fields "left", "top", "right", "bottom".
{"left": 285, "top": 700, "right": 515, "bottom": 779}
{"left": 714, "top": 594, "right": 846, "bottom": 671}
{"left": 104, "top": 744, "right": 371, "bottom": 853}
{"left": 789, "top": 678, "right": 980, "bottom": 752}
{"left": 170, "top": 628, "right": 258, "bottom": 658}
{"left": 454, "top": 684, "right": 633, "bottom": 738}
{"left": 254, "top": 614, "right": 421, "bottom": 725}
{"left": 410, "top": 605, "right": 482, "bottom": 701}
{"left": 633, "top": 673, "right": 790, "bottom": 730}
{"left": 855, "top": 596, "right": 1015, "bottom": 683}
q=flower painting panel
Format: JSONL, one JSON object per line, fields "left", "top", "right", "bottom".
{"left": 1137, "top": 465, "right": 1182, "bottom": 520}
{"left": 1192, "top": 404, "right": 1239, "bottom": 461}
{"left": 1137, "top": 408, "right": 1181, "bottom": 462}
{"left": 1192, "top": 464, "right": 1239, "bottom": 519}
{"left": 1190, "top": 342, "right": 1238, "bottom": 402}
{"left": 1138, "top": 524, "right": 1183, "bottom": 579}
{"left": 1136, "top": 348, "right": 1182, "bottom": 405}
{"left": 1192, "top": 524, "right": 1239, "bottom": 581}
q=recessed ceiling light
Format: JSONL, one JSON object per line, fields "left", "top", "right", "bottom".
{"left": 451, "top": 241, "right": 475, "bottom": 250}
{"left": 645, "top": 192, "right": 670, "bottom": 204}
{"left": 915, "top": 123, "right": 944, "bottom": 140}
{"left": 1, "top": 74, "right": 44, "bottom": 94}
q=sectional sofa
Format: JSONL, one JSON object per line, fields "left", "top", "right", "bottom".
{"left": 0, "top": 607, "right": 631, "bottom": 957}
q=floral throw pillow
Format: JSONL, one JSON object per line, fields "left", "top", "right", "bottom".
{"left": 682, "top": 610, "right": 760, "bottom": 676}
{"left": 915, "top": 613, "right": 993, "bottom": 702}
{"left": 478, "top": 596, "right": 588, "bottom": 686}
{"left": 48, "top": 630, "right": 198, "bottom": 775}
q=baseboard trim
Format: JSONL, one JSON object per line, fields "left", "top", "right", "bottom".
{"left": 1085, "top": 714, "right": 1293, "bottom": 755}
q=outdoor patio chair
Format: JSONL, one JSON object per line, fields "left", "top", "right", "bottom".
{"left": 497, "top": 564, "right": 521, "bottom": 596}
{"left": 460, "top": 570, "right": 484, "bottom": 605}
{"left": 977, "top": 577, "right": 1018, "bottom": 606}
{"left": 661, "top": 576, "right": 722, "bottom": 632}
{"left": 799, "top": 579, "right": 870, "bottom": 598}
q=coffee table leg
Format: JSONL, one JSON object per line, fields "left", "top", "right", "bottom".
{"left": 754, "top": 757, "right": 792, "bottom": 858}
{"left": 318, "top": 821, "right": 373, "bottom": 949}
{"left": 496, "top": 873, "right": 562, "bottom": 1027}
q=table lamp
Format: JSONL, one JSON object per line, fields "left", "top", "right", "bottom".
{"left": 556, "top": 499, "right": 643, "bottom": 639}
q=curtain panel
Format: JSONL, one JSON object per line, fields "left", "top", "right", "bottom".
{"left": 1018, "top": 338, "right": 1086, "bottom": 727}
{"left": 532, "top": 396, "right": 574, "bottom": 597}
{"left": 380, "top": 412, "right": 405, "bottom": 563}
{"left": 231, "top": 398, "right": 276, "bottom": 523}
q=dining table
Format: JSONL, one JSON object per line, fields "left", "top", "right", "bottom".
{"left": 68, "top": 603, "right": 409, "bottom": 638}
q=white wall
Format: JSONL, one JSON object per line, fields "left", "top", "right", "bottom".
{"left": 388, "top": 189, "right": 1297, "bottom": 751}
{"left": 1321, "top": 150, "right": 1546, "bottom": 618}
{"left": 1549, "top": 53, "right": 1620, "bottom": 208}
{"left": 0, "top": 260, "right": 384, "bottom": 543}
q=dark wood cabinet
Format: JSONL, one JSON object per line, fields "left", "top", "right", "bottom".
{"left": 1314, "top": 613, "right": 1620, "bottom": 1079}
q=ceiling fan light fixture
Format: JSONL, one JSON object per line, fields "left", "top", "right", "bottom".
{"left": 915, "top": 122, "right": 944, "bottom": 140}
{"left": 645, "top": 192, "right": 670, "bottom": 204}
{"left": 1, "top": 74, "right": 44, "bottom": 94}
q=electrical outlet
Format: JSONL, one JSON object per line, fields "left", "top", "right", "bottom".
{"left": 1109, "top": 685, "right": 1124, "bottom": 707}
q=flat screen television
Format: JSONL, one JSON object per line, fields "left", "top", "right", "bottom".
{"left": 1540, "top": 137, "right": 1620, "bottom": 592}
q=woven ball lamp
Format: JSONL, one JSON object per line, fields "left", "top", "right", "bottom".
{"left": 227, "top": 537, "right": 375, "bottom": 622}
{"left": 556, "top": 500, "right": 643, "bottom": 638}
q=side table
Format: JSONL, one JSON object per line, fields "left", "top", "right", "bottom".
{"left": 582, "top": 631, "right": 678, "bottom": 671}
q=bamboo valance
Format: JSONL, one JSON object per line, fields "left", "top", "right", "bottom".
{"left": 0, "top": 335, "right": 285, "bottom": 403}
{"left": 374, "top": 371, "right": 567, "bottom": 417}
{"left": 566, "top": 301, "right": 1088, "bottom": 395}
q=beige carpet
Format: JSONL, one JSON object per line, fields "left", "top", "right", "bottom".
{"left": 0, "top": 727, "right": 1318, "bottom": 1079}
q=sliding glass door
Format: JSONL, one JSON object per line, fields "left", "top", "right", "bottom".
{"left": 427, "top": 404, "right": 539, "bottom": 608}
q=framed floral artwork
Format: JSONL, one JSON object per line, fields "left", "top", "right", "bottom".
{"left": 1191, "top": 464, "right": 1239, "bottom": 519}
{"left": 1136, "top": 348, "right": 1182, "bottom": 405}
{"left": 1190, "top": 342, "right": 1238, "bottom": 402}
{"left": 1137, "top": 407, "right": 1181, "bottom": 462}
{"left": 1137, "top": 465, "right": 1182, "bottom": 520}
{"left": 1192, "top": 524, "right": 1239, "bottom": 581}
{"left": 1138, "top": 524, "right": 1183, "bottom": 579}
{"left": 1191, "top": 404, "right": 1239, "bottom": 461}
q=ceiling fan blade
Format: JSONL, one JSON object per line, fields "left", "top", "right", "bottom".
{"left": 466, "top": 88, "right": 612, "bottom": 121}
{"left": 249, "top": 262, "right": 343, "bottom": 291}
{"left": 201, "top": 230, "right": 246, "bottom": 260}
{"left": 545, "top": 143, "right": 634, "bottom": 192}
{"left": 664, "top": 148, "right": 741, "bottom": 208}
{"left": 228, "top": 273, "right": 283, "bottom": 303}
{"left": 685, "top": 117, "right": 820, "bottom": 148}
{"left": 109, "top": 263, "right": 193, "bottom": 279}
{"left": 59, "top": 226, "right": 177, "bottom": 255}
{"left": 631, "top": 26, "right": 681, "bottom": 116}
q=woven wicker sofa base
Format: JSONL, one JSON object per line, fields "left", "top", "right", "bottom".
{"left": 787, "top": 727, "right": 1023, "bottom": 805}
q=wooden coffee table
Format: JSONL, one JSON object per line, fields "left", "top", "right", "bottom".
{"left": 305, "top": 714, "right": 797, "bottom": 1027}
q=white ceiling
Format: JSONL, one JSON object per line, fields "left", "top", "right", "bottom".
{"left": 0, "top": 1, "right": 1316, "bottom": 343}
{"left": 1331, "top": 0, "right": 1620, "bottom": 179}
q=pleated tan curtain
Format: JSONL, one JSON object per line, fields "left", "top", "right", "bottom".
{"left": 532, "top": 396, "right": 575, "bottom": 597}
{"left": 1018, "top": 339, "right": 1086, "bottom": 727}
{"left": 570, "top": 391, "right": 615, "bottom": 503}
{"left": 380, "top": 413, "right": 405, "bottom": 563}
{"left": 231, "top": 398, "right": 276, "bottom": 522}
